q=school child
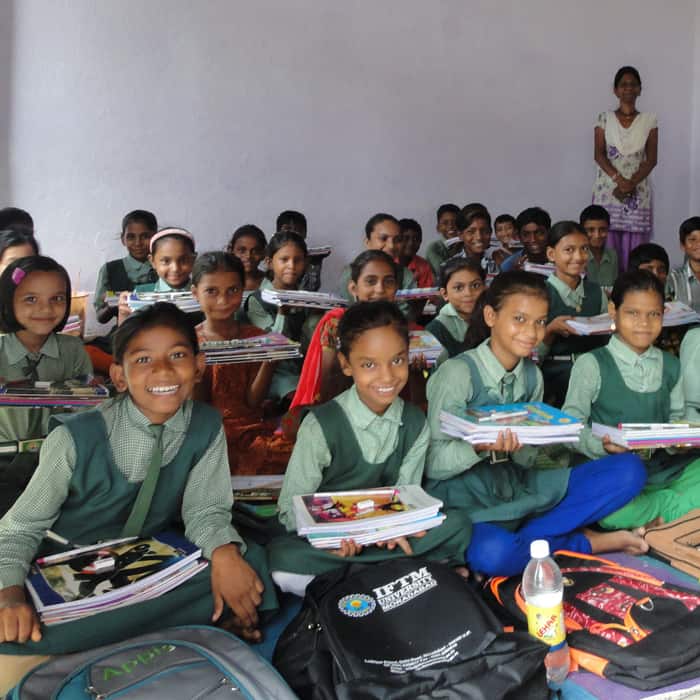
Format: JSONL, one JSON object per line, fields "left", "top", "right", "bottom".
{"left": 456, "top": 204, "right": 495, "bottom": 274}
{"left": 500, "top": 207, "right": 551, "bottom": 272}
{"left": 276, "top": 209, "right": 326, "bottom": 292}
{"left": 227, "top": 224, "right": 266, "bottom": 292}
{"left": 192, "top": 252, "right": 292, "bottom": 474}
{"left": 681, "top": 326, "right": 700, "bottom": 423}
{"left": 539, "top": 221, "right": 609, "bottom": 407}
{"left": 0, "top": 256, "right": 92, "bottom": 516}
{"left": 93, "top": 210, "right": 158, "bottom": 323}
{"left": 667, "top": 216, "right": 700, "bottom": 313}
{"left": 425, "top": 271, "right": 648, "bottom": 577}
{"left": 0, "top": 302, "right": 276, "bottom": 693}
{"left": 0, "top": 227, "right": 39, "bottom": 276}
{"left": 563, "top": 270, "right": 700, "bottom": 529}
{"left": 580, "top": 204, "right": 618, "bottom": 286}
{"left": 491, "top": 213, "right": 519, "bottom": 268}
{"left": 398, "top": 218, "right": 434, "bottom": 288}
{"left": 426, "top": 258, "right": 485, "bottom": 358}
{"left": 244, "top": 232, "right": 320, "bottom": 402}
{"left": 268, "top": 301, "right": 471, "bottom": 594}
{"left": 0, "top": 208, "right": 34, "bottom": 234}
{"left": 426, "top": 203, "right": 462, "bottom": 277}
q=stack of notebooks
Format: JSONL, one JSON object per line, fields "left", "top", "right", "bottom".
{"left": 307, "top": 244, "right": 333, "bottom": 258}
{"left": 523, "top": 261, "right": 555, "bottom": 276}
{"left": 26, "top": 532, "right": 207, "bottom": 625}
{"left": 396, "top": 287, "right": 440, "bottom": 300}
{"left": 592, "top": 422, "right": 700, "bottom": 449}
{"left": 440, "top": 401, "right": 583, "bottom": 445}
{"left": 0, "top": 377, "right": 109, "bottom": 407}
{"left": 409, "top": 329, "right": 443, "bottom": 366}
{"left": 61, "top": 314, "right": 82, "bottom": 335}
{"left": 126, "top": 291, "right": 201, "bottom": 313}
{"left": 261, "top": 288, "right": 349, "bottom": 310}
{"left": 566, "top": 301, "right": 700, "bottom": 336}
{"left": 201, "top": 332, "right": 301, "bottom": 364}
{"left": 293, "top": 485, "right": 445, "bottom": 549}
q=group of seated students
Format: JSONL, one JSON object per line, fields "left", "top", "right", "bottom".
{"left": 0, "top": 200, "right": 700, "bottom": 691}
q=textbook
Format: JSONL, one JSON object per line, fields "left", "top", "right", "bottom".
{"left": 201, "top": 333, "right": 301, "bottom": 364}
{"left": 60, "top": 314, "right": 82, "bottom": 335}
{"left": 293, "top": 485, "right": 445, "bottom": 548}
{"left": 523, "top": 261, "right": 555, "bottom": 276}
{"left": 307, "top": 244, "right": 333, "bottom": 258}
{"left": 0, "top": 376, "right": 109, "bottom": 407}
{"left": 126, "top": 291, "right": 201, "bottom": 313}
{"left": 395, "top": 287, "right": 440, "bottom": 300}
{"left": 409, "top": 329, "right": 443, "bottom": 366}
{"left": 591, "top": 422, "right": 700, "bottom": 449}
{"left": 260, "top": 288, "right": 349, "bottom": 310}
{"left": 26, "top": 531, "right": 207, "bottom": 625}
{"left": 440, "top": 401, "right": 583, "bottom": 445}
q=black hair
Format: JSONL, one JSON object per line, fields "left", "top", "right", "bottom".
{"left": 350, "top": 249, "right": 398, "bottom": 282}
{"left": 398, "top": 218, "right": 422, "bottom": 239}
{"left": 627, "top": 243, "right": 669, "bottom": 274}
{"left": 579, "top": 205, "right": 610, "bottom": 227}
{"left": 610, "top": 269, "right": 664, "bottom": 310}
{"left": 516, "top": 207, "right": 551, "bottom": 233}
{"left": 276, "top": 210, "right": 307, "bottom": 236}
{"left": 439, "top": 257, "right": 485, "bottom": 289}
{"left": 112, "top": 301, "right": 199, "bottom": 364}
{"left": 436, "top": 204, "right": 460, "bottom": 222}
{"left": 192, "top": 251, "right": 245, "bottom": 286}
{"left": 151, "top": 228, "right": 196, "bottom": 255}
{"left": 266, "top": 231, "right": 307, "bottom": 260}
{"left": 227, "top": 224, "right": 266, "bottom": 252}
{"left": 464, "top": 271, "right": 548, "bottom": 350}
{"left": 0, "top": 227, "right": 40, "bottom": 262}
{"left": 457, "top": 204, "right": 491, "bottom": 233}
{"left": 337, "top": 300, "right": 408, "bottom": 357}
{"left": 494, "top": 214, "right": 516, "bottom": 228}
{"left": 679, "top": 217, "right": 700, "bottom": 245}
{"left": 0, "top": 208, "right": 34, "bottom": 232}
{"left": 0, "top": 255, "right": 72, "bottom": 333}
{"left": 364, "top": 213, "right": 399, "bottom": 238}
{"left": 547, "top": 220, "right": 587, "bottom": 249}
{"left": 121, "top": 210, "right": 157, "bottom": 236}
{"left": 614, "top": 66, "right": 641, "bottom": 89}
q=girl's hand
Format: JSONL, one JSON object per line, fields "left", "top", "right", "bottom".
{"left": 117, "top": 291, "right": 132, "bottom": 326}
{"left": 546, "top": 315, "right": 579, "bottom": 339}
{"left": 617, "top": 178, "right": 635, "bottom": 195}
{"left": 376, "top": 531, "right": 427, "bottom": 555}
{"left": 602, "top": 435, "right": 627, "bottom": 454}
{"left": 0, "top": 585, "right": 41, "bottom": 644}
{"left": 474, "top": 429, "right": 521, "bottom": 454}
{"left": 331, "top": 538, "right": 362, "bottom": 558}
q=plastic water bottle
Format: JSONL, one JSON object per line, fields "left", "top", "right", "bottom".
{"left": 522, "top": 539, "right": 570, "bottom": 686}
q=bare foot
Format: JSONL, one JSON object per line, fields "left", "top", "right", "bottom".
{"left": 635, "top": 516, "right": 664, "bottom": 536}
{"left": 454, "top": 565, "right": 470, "bottom": 580}
{"left": 219, "top": 615, "right": 262, "bottom": 643}
{"left": 583, "top": 528, "right": 649, "bottom": 556}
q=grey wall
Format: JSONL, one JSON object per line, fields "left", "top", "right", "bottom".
{"left": 4, "top": 0, "right": 699, "bottom": 296}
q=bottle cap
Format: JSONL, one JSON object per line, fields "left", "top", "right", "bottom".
{"left": 530, "top": 539, "right": 550, "bottom": 559}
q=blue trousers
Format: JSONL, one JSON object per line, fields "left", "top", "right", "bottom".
{"left": 466, "top": 453, "right": 646, "bottom": 576}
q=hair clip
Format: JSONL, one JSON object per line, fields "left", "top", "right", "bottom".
{"left": 11, "top": 268, "right": 26, "bottom": 285}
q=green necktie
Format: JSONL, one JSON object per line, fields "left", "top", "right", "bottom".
{"left": 121, "top": 424, "right": 164, "bottom": 538}
{"left": 501, "top": 373, "right": 516, "bottom": 403}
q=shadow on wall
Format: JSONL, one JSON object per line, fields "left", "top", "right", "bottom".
{"left": 0, "top": 1, "right": 13, "bottom": 203}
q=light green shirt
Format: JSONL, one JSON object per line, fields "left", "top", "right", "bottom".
{"left": 0, "top": 395, "right": 242, "bottom": 588}
{"left": 681, "top": 327, "right": 700, "bottom": 423}
{"left": 426, "top": 239, "right": 461, "bottom": 277}
{"left": 562, "top": 334, "right": 686, "bottom": 459}
{"left": 134, "top": 277, "right": 191, "bottom": 293}
{"left": 425, "top": 340, "right": 542, "bottom": 480}
{"left": 586, "top": 249, "right": 618, "bottom": 289}
{"left": 433, "top": 302, "right": 468, "bottom": 343}
{"left": 93, "top": 255, "right": 155, "bottom": 311}
{"left": 277, "top": 385, "right": 430, "bottom": 531}
{"left": 0, "top": 333, "right": 93, "bottom": 442}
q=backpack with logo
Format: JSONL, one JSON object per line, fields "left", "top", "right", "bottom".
{"left": 9, "top": 624, "right": 298, "bottom": 700}
{"left": 273, "top": 558, "right": 550, "bottom": 700}
{"left": 485, "top": 551, "right": 700, "bottom": 690}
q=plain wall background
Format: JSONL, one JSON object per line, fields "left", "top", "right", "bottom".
{"left": 2, "top": 0, "right": 699, "bottom": 304}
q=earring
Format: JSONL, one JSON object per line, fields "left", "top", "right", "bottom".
{"left": 610, "top": 320, "right": 616, "bottom": 332}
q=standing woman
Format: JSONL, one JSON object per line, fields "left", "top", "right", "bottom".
{"left": 592, "top": 66, "right": 658, "bottom": 269}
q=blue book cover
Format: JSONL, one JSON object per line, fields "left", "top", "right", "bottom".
{"left": 464, "top": 401, "right": 580, "bottom": 426}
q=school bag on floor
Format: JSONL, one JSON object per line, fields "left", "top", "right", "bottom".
{"left": 9, "top": 624, "right": 298, "bottom": 700}
{"left": 273, "top": 558, "right": 550, "bottom": 700}
{"left": 484, "top": 551, "right": 700, "bottom": 690}
{"left": 644, "top": 509, "right": 700, "bottom": 577}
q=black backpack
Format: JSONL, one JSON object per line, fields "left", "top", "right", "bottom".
{"left": 485, "top": 551, "right": 700, "bottom": 690}
{"left": 273, "top": 558, "right": 550, "bottom": 699}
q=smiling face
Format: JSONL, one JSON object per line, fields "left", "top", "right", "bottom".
{"left": 547, "top": 232, "right": 590, "bottom": 287}
{"left": 231, "top": 234, "right": 265, "bottom": 275}
{"left": 484, "top": 292, "right": 548, "bottom": 370}
{"left": 122, "top": 222, "right": 154, "bottom": 262}
{"left": 614, "top": 72, "right": 641, "bottom": 107}
{"left": 441, "top": 268, "right": 485, "bottom": 320}
{"left": 611, "top": 289, "right": 663, "bottom": 354}
{"left": 192, "top": 269, "right": 244, "bottom": 322}
{"left": 583, "top": 219, "right": 609, "bottom": 252}
{"left": 365, "top": 220, "right": 403, "bottom": 259}
{"left": 437, "top": 211, "right": 458, "bottom": 240}
{"left": 110, "top": 325, "right": 204, "bottom": 424}
{"left": 348, "top": 259, "right": 398, "bottom": 302}
{"left": 519, "top": 223, "right": 548, "bottom": 259}
{"left": 149, "top": 238, "right": 194, "bottom": 289}
{"left": 0, "top": 243, "right": 37, "bottom": 276}
{"left": 267, "top": 242, "right": 306, "bottom": 290}
{"left": 460, "top": 217, "right": 491, "bottom": 258}
{"left": 682, "top": 230, "right": 700, "bottom": 264}
{"left": 401, "top": 228, "right": 422, "bottom": 260}
{"left": 495, "top": 221, "right": 516, "bottom": 247}
{"left": 14, "top": 270, "right": 68, "bottom": 345}
{"left": 338, "top": 324, "right": 409, "bottom": 415}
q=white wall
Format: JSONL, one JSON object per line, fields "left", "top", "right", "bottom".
{"left": 3, "top": 0, "right": 698, "bottom": 297}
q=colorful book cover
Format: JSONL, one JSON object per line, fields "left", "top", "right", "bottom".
{"left": 301, "top": 489, "right": 408, "bottom": 526}
{"left": 463, "top": 401, "right": 580, "bottom": 426}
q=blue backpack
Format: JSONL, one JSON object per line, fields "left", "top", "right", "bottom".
{"left": 9, "top": 625, "right": 298, "bottom": 699}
